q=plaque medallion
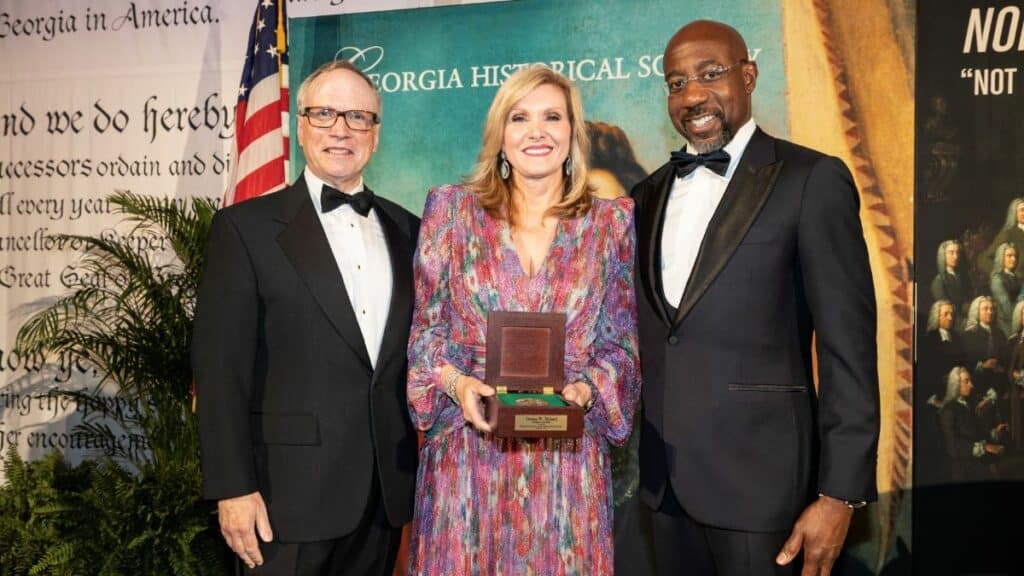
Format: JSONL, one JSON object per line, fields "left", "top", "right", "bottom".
{"left": 484, "top": 310, "right": 582, "bottom": 438}
{"left": 514, "top": 397, "right": 550, "bottom": 407}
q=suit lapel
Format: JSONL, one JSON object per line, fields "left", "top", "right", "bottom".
{"left": 370, "top": 193, "right": 414, "bottom": 382}
{"left": 275, "top": 179, "right": 373, "bottom": 370}
{"left": 672, "top": 129, "right": 783, "bottom": 329}
{"left": 637, "top": 165, "right": 677, "bottom": 327}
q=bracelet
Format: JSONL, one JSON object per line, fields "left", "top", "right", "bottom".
{"left": 442, "top": 367, "right": 462, "bottom": 405}
{"left": 818, "top": 493, "right": 867, "bottom": 509}
{"left": 581, "top": 378, "right": 597, "bottom": 412}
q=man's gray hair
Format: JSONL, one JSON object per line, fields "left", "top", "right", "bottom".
{"left": 935, "top": 239, "right": 959, "bottom": 273}
{"left": 1004, "top": 198, "right": 1024, "bottom": 229}
{"left": 941, "top": 366, "right": 967, "bottom": 407}
{"left": 993, "top": 241, "right": 1018, "bottom": 273}
{"left": 296, "top": 59, "right": 381, "bottom": 115}
{"left": 965, "top": 295, "right": 993, "bottom": 330}
{"left": 927, "top": 299, "right": 953, "bottom": 332}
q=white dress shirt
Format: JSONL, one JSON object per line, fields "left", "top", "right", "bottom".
{"left": 304, "top": 168, "right": 393, "bottom": 368}
{"left": 660, "top": 119, "right": 757, "bottom": 307}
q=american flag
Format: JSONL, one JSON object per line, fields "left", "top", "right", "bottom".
{"left": 194, "top": 0, "right": 288, "bottom": 413}
{"left": 224, "top": 0, "right": 289, "bottom": 206}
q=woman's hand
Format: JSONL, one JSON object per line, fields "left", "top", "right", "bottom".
{"left": 561, "top": 381, "right": 593, "bottom": 410}
{"left": 454, "top": 374, "right": 495, "bottom": 433}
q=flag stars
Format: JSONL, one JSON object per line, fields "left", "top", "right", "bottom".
{"left": 261, "top": 0, "right": 274, "bottom": 10}
{"left": 265, "top": 45, "right": 278, "bottom": 59}
{"left": 256, "top": 17, "right": 266, "bottom": 32}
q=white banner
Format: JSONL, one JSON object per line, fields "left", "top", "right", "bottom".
{"left": 0, "top": 0, "right": 253, "bottom": 476}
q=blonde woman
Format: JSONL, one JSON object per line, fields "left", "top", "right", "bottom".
{"left": 406, "top": 66, "right": 640, "bottom": 574}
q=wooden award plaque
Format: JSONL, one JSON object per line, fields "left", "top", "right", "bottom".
{"left": 483, "top": 311, "right": 582, "bottom": 438}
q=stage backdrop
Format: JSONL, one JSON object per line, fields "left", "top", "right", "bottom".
{"left": 0, "top": 0, "right": 253, "bottom": 468}
{"left": 1, "top": 0, "right": 914, "bottom": 573}
{"left": 287, "top": 0, "right": 789, "bottom": 210}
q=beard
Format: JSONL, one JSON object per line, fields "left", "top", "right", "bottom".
{"left": 692, "top": 125, "right": 733, "bottom": 152}
{"left": 690, "top": 129, "right": 733, "bottom": 154}
{"left": 680, "top": 109, "right": 734, "bottom": 153}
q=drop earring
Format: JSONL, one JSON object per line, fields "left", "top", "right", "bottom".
{"left": 499, "top": 151, "right": 510, "bottom": 180}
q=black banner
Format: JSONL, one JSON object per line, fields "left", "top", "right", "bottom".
{"left": 915, "top": 2, "right": 1024, "bottom": 573}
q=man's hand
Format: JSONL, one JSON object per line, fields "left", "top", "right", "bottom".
{"left": 218, "top": 491, "right": 274, "bottom": 569}
{"left": 775, "top": 495, "right": 854, "bottom": 576}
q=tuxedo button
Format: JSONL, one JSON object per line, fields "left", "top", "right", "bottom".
{"left": 667, "top": 335, "right": 679, "bottom": 345}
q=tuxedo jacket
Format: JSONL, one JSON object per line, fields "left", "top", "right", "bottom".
{"left": 192, "top": 177, "right": 419, "bottom": 542}
{"left": 632, "top": 128, "right": 880, "bottom": 532}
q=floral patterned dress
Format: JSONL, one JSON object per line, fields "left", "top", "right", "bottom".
{"left": 407, "top": 185, "right": 640, "bottom": 575}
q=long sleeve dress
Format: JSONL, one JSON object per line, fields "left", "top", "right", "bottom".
{"left": 406, "top": 185, "right": 641, "bottom": 576}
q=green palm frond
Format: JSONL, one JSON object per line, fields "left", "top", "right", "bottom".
{"left": 4, "top": 192, "right": 231, "bottom": 574}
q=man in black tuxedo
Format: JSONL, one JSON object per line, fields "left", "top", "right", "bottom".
{"left": 193, "top": 60, "right": 418, "bottom": 575}
{"left": 632, "top": 21, "right": 879, "bottom": 576}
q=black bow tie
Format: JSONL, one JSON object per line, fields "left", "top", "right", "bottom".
{"left": 321, "top": 185, "right": 374, "bottom": 217}
{"left": 670, "top": 148, "right": 731, "bottom": 178}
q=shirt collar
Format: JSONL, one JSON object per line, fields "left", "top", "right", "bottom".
{"left": 939, "top": 328, "right": 951, "bottom": 341}
{"left": 304, "top": 168, "right": 365, "bottom": 214}
{"left": 683, "top": 118, "right": 757, "bottom": 180}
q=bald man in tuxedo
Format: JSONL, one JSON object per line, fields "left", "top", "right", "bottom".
{"left": 632, "top": 20, "right": 879, "bottom": 576}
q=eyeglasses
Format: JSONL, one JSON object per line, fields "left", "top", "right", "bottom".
{"left": 664, "top": 60, "right": 749, "bottom": 95}
{"left": 300, "top": 107, "right": 380, "bottom": 131}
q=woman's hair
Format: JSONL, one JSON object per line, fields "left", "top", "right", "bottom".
{"left": 941, "top": 366, "right": 968, "bottom": 407}
{"left": 586, "top": 120, "right": 648, "bottom": 192}
{"left": 927, "top": 299, "right": 953, "bottom": 332}
{"left": 935, "top": 239, "right": 959, "bottom": 273}
{"left": 463, "top": 65, "right": 592, "bottom": 223}
{"left": 993, "top": 241, "right": 1018, "bottom": 273}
